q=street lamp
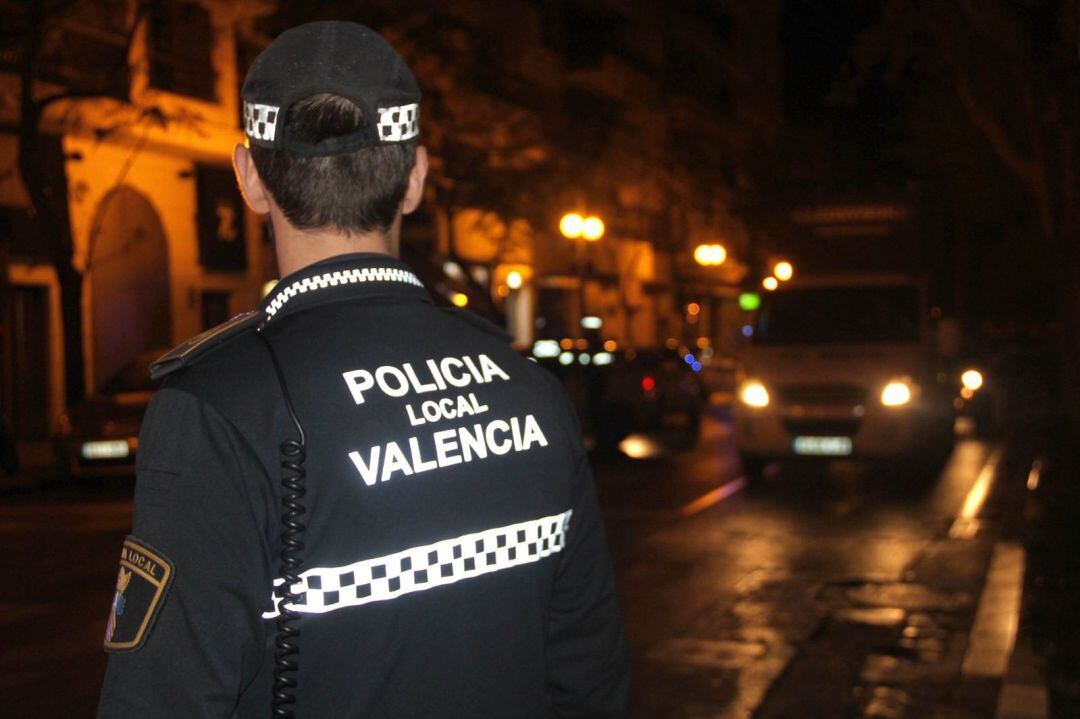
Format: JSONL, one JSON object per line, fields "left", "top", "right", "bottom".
{"left": 762, "top": 276, "right": 779, "bottom": 291}
{"left": 560, "top": 212, "right": 604, "bottom": 240}
{"left": 506, "top": 270, "right": 523, "bottom": 290}
{"left": 560, "top": 211, "right": 604, "bottom": 336}
{"left": 961, "top": 369, "right": 984, "bottom": 392}
{"left": 582, "top": 216, "right": 605, "bottom": 241}
{"left": 694, "top": 243, "right": 727, "bottom": 267}
{"left": 559, "top": 213, "right": 585, "bottom": 238}
{"left": 773, "top": 261, "right": 794, "bottom": 282}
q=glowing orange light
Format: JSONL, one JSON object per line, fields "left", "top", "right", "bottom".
{"left": 559, "top": 213, "right": 585, "bottom": 238}
{"left": 582, "top": 216, "right": 605, "bottom": 241}
{"left": 694, "top": 243, "right": 727, "bottom": 267}
{"left": 961, "top": 369, "right": 984, "bottom": 391}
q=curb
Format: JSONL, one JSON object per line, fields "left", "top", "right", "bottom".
{"left": 995, "top": 636, "right": 1049, "bottom": 719}
{"left": 993, "top": 455, "right": 1051, "bottom": 719}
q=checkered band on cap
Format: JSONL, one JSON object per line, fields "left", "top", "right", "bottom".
{"left": 263, "top": 510, "right": 572, "bottom": 618}
{"left": 377, "top": 103, "right": 419, "bottom": 142}
{"left": 244, "top": 102, "right": 280, "bottom": 142}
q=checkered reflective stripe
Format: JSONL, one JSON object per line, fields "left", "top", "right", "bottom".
{"left": 263, "top": 510, "right": 572, "bottom": 618}
{"left": 263, "top": 267, "right": 425, "bottom": 320}
{"left": 377, "top": 103, "right": 419, "bottom": 142}
{"left": 244, "top": 102, "right": 280, "bottom": 142}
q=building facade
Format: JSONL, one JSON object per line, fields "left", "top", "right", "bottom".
{"left": 365, "top": 0, "right": 782, "bottom": 356}
{"left": 0, "top": 0, "right": 783, "bottom": 447}
{"left": 0, "top": 0, "right": 273, "bottom": 442}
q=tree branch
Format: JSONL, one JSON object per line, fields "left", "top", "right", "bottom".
{"left": 31, "top": 1, "right": 146, "bottom": 113}
{"left": 35, "top": 88, "right": 113, "bottom": 110}
{"left": 42, "top": 0, "right": 81, "bottom": 19}
{"left": 953, "top": 69, "right": 1042, "bottom": 191}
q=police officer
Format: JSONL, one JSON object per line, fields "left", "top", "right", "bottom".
{"left": 97, "top": 21, "right": 629, "bottom": 719}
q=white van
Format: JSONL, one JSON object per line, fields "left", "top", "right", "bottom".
{"left": 734, "top": 276, "right": 955, "bottom": 474}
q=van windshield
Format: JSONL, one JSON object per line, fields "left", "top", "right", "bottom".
{"left": 755, "top": 286, "right": 920, "bottom": 344}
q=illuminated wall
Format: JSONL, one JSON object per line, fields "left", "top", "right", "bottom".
{"left": 0, "top": 0, "right": 271, "bottom": 420}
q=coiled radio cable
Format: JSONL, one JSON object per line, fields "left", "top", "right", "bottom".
{"left": 258, "top": 329, "right": 308, "bottom": 719}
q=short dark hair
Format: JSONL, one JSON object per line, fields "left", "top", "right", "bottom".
{"left": 250, "top": 94, "right": 417, "bottom": 235}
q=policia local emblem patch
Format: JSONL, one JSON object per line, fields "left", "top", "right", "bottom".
{"left": 104, "top": 536, "right": 174, "bottom": 653}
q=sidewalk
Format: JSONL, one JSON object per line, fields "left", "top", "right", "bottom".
{"left": 996, "top": 635, "right": 1048, "bottom": 719}
{"left": 1018, "top": 446, "right": 1080, "bottom": 719}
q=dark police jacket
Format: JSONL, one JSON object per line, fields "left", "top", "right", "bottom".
{"left": 97, "top": 252, "right": 629, "bottom": 718}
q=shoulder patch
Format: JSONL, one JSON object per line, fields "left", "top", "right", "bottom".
{"left": 150, "top": 310, "right": 264, "bottom": 380}
{"left": 441, "top": 307, "right": 513, "bottom": 344}
{"left": 104, "top": 536, "right": 175, "bottom": 653}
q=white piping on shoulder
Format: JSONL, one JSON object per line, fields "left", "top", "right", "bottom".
{"left": 264, "top": 267, "right": 425, "bottom": 320}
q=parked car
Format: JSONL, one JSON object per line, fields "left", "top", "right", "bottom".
{"left": 53, "top": 349, "right": 164, "bottom": 478}
{"left": 529, "top": 342, "right": 707, "bottom": 456}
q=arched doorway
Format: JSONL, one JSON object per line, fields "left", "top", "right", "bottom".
{"left": 89, "top": 186, "right": 171, "bottom": 391}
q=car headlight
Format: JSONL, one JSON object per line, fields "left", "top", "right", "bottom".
{"left": 961, "top": 369, "right": 983, "bottom": 392}
{"left": 739, "top": 380, "right": 770, "bottom": 408}
{"left": 881, "top": 380, "right": 913, "bottom": 407}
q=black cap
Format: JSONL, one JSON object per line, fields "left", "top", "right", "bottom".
{"left": 241, "top": 21, "right": 420, "bottom": 156}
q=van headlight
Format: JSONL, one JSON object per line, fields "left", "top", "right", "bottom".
{"left": 739, "top": 380, "right": 770, "bottom": 408}
{"left": 881, "top": 380, "right": 913, "bottom": 407}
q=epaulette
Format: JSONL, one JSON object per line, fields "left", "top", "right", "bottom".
{"left": 150, "top": 310, "right": 265, "bottom": 380}
{"left": 441, "top": 306, "right": 513, "bottom": 344}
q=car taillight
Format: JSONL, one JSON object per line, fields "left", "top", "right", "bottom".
{"left": 642, "top": 376, "right": 656, "bottom": 392}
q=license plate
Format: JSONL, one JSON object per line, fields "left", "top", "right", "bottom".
{"left": 793, "top": 436, "right": 853, "bottom": 456}
{"left": 81, "top": 440, "right": 130, "bottom": 460}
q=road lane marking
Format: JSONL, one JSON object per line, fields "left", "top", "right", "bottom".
{"left": 950, "top": 447, "right": 1004, "bottom": 539}
{"left": 1026, "top": 458, "right": 1043, "bottom": 491}
{"left": 962, "top": 541, "right": 1025, "bottom": 678}
{"left": 679, "top": 477, "right": 747, "bottom": 517}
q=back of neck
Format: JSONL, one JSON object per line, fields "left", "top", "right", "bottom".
{"left": 272, "top": 211, "right": 400, "bottom": 276}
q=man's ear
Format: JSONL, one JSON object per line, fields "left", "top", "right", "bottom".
{"left": 232, "top": 143, "right": 273, "bottom": 216}
{"left": 401, "top": 146, "right": 428, "bottom": 216}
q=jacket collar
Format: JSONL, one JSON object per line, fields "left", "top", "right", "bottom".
{"left": 260, "top": 252, "right": 430, "bottom": 323}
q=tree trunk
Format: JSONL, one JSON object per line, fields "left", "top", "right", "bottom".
{"left": 1061, "top": 186, "right": 1080, "bottom": 456}
{"left": 55, "top": 264, "right": 86, "bottom": 407}
{"left": 16, "top": 106, "right": 87, "bottom": 409}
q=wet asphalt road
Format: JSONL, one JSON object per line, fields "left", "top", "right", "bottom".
{"left": 0, "top": 411, "right": 1016, "bottom": 718}
{"left": 599, "top": 415, "right": 1020, "bottom": 719}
